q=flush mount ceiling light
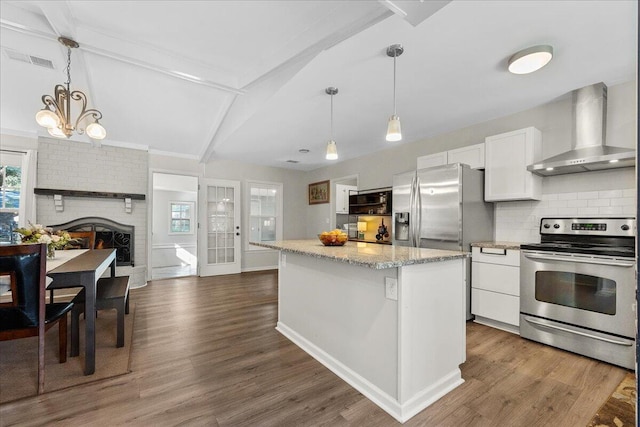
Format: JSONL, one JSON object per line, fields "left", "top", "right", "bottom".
{"left": 35, "top": 37, "right": 106, "bottom": 140}
{"left": 508, "top": 45, "right": 553, "bottom": 75}
{"left": 386, "top": 44, "right": 403, "bottom": 142}
{"left": 325, "top": 87, "right": 338, "bottom": 160}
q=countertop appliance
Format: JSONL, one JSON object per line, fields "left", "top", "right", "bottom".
{"left": 393, "top": 163, "right": 495, "bottom": 319}
{"left": 520, "top": 217, "right": 636, "bottom": 369}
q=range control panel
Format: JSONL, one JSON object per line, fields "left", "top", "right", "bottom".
{"left": 540, "top": 217, "right": 635, "bottom": 237}
{"left": 571, "top": 223, "right": 607, "bottom": 231}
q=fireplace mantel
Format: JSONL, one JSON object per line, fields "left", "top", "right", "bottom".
{"left": 34, "top": 188, "right": 145, "bottom": 200}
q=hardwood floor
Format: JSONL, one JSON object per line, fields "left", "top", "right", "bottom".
{"left": 0, "top": 271, "right": 629, "bottom": 426}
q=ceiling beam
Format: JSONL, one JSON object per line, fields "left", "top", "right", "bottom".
{"left": 200, "top": 6, "right": 394, "bottom": 164}
{"left": 0, "top": 17, "right": 245, "bottom": 96}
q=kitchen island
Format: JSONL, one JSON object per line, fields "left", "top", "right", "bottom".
{"left": 251, "top": 239, "right": 469, "bottom": 423}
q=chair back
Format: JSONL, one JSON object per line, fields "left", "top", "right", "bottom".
{"left": 0, "top": 244, "right": 46, "bottom": 326}
{"left": 67, "top": 231, "right": 96, "bottom": 249}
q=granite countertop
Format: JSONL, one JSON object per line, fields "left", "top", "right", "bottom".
{"left": 251, "top": 240, "right": 469, "bottom": 270}
{"left": 470, "top": 241, "right": 523, "bottom": 250}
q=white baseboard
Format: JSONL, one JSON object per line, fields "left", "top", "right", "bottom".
{"left": 474, "top": 316, "right": 520, "bottom": 335}
{"left": 276, "top": 321, "right": 463, "bottom": 423}
{"left": 241, "top": 265, "right": 278, "bottom": 272}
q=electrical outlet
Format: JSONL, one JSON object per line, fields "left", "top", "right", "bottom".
{"left": 281, "top": 253, "right": 286, "bottom": 267}
{"left": 385, "top": 277, "right": 398, "bottom": 300}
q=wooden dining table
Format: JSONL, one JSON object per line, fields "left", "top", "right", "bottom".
{"left": 46, "top": 249, "right": 117, "bottom": 375}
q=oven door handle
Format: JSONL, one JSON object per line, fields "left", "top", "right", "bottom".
{"left": 523, "top": 316, "right": 634, "bottom": 346}
{"left": 523, "top": 252, "right": 636, "bottom": 267}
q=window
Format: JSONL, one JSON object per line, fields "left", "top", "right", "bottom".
{"left": 0, "top": 152, "right": 22, "bottom": 243}
{"left": 247, "top": 181, "right": 283, "bottom": 249}
{"left": 169, "top": 201, "right": 194, "bottom": 234}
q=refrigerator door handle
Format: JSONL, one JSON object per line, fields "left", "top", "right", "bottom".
{"left": 415, "top": 176, "right": 422, "bottom": 247}
{"left": 413, "top": 176, "right": 420, "bottom": 247}
{"left": 409, "top": 175, "right": 416, "bottom": 247}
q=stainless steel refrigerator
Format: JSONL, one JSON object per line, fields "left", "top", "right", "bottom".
{"left": 393, "top": 163, "right": 494, "bottom": 319}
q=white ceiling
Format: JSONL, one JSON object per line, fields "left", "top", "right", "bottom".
{"left": 0, "top": 1, "right": 636, "bottom": 171}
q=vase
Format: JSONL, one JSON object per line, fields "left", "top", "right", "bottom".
{"left": 47, "top": 245, "right": 56, "bottom": 259}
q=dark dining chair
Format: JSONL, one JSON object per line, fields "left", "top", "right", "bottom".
{"left": 0, "top": 243, "right": 74, "bottom": 394}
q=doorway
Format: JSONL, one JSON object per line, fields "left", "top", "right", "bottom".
{"left": 332, "top": 174, "right": 358, "bottom": 232}
{"left": 151, "top": 173, "right": 198, "bottom": 280}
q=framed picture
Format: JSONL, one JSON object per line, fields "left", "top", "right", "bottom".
{"left": 308, "top": 180, "right": 330, "bottom": 205}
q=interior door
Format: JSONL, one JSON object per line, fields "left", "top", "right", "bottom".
{"left": 198, "top": 178, "right": 241, "bottom": 276}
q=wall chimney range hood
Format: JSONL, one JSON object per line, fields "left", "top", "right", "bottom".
{"left": 527, "top": 82, "right": 635, "bottom": 176}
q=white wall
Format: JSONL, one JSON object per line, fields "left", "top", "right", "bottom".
{"left": 36, "top": 138, "right": 148, "bottom": 288}
{"left": 149, "top": 154, "right": 308, "bottom": 271}
{"left": 304, "top": 80, "right": 637, "bottom": 240}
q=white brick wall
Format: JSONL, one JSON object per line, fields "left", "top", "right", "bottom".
{"left": 495, "top": 188, "right": 637, "bottom": 243}
{"left": 36, "top": 139, "right": 148, "bottom": 287}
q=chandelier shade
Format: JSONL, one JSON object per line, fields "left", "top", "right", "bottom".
{"left": 35, "top": 37, "right": 106, "bottom": 140}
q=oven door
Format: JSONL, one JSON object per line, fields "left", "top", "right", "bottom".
{"left": 520, "top": 250, "right": 636, "bottom": 338}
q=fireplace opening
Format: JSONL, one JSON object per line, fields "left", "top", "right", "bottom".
{"left": 49, "top": 217, "right": 135, "bottom": 267}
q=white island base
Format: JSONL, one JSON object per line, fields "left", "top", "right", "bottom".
{"left": 276, "top": 251, "right": 466, "bottom": 423}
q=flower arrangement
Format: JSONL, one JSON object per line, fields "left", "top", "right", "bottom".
{"left": 15, "top": 223, "right": 72, "bottom": 258}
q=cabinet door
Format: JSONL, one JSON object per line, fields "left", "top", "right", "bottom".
{"left": 447, "top": 143, "right": 485, "bottom": 169}
{"left": 417, "top": 152, "right": 447, "bottom": 170}
{"left": 336, "top": 185, "right": 357, "bottom": 214}
{"left": 471, "top": 288, "right": 520, "bottom": 326}
{"left": 484, "top": 127, "right": 542, "bottom": 201}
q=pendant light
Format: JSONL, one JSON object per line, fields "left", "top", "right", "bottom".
{"left": 325, "top": 87, "right": 338, "bottom": 160}
{"left": 386, "top": 44, "right": 403, "bottom": 142}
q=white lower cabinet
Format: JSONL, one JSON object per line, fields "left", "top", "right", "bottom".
{"left": 471, "top": 246, "right": 520, "bottom": 334}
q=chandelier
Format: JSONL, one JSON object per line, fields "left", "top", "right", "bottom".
{"left": 35, "top": 37, "right": 106, "bottom": 140}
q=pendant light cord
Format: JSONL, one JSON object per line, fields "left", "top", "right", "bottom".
{"left": 392, "top": 54, "right": 397, "bottom": 116}
{"left": 330, "top": 92, "right": 334, "bottom": 139}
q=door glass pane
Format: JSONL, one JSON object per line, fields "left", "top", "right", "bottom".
{"left": 207, "top": 185, "right": 236, "bottom": 265}
{"left": 535, "top": 271, "right": 616, "bottom": 315}
{"left": 208, "top": 187, "right": 217, "bottom": 200}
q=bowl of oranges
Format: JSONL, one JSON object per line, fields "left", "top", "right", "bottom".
{"left": 318, "top": 229, "right": 348, "bottom": 246}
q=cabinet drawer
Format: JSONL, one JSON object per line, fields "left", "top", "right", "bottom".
{"left": 472, "top": 247, "right": 520, "bottom": 266}
{"left": 472, "top": 262, "right": 519, "bottom": 296}
{"left": 471, "top": 288, "right": 519, "bottom": 326}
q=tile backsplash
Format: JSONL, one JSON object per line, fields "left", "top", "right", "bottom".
{"left": 494, "top": 188, "right": 636, "bottom": 243}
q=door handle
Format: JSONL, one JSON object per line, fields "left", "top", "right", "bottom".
{"left": 523, "top": 316, "right": 634, "bottom": 346}
{"left": 523, "top": 252, "right": 635, "bottom": 267}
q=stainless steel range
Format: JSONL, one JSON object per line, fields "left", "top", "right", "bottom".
{"left": 520, "top": 217, "right": 636, "bottom": 369}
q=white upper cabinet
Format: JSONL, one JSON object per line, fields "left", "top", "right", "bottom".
{"left": 447, "top": 143, "right": 485, "bottom": 169}
{"left": 417, "top": 152, "right": 448, "bottom": 170}
{"left": 484, "top": 127, "right": 542, "bottom": 201}
{"left": 417, "top": 143, "right": 485, "bottom": 170}
{"left": 336, "top": 184, "right": 357, "bottom": 214}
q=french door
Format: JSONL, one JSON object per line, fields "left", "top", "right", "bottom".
{"left": 198, "top": 178, "right": 241, "bottom": 276}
